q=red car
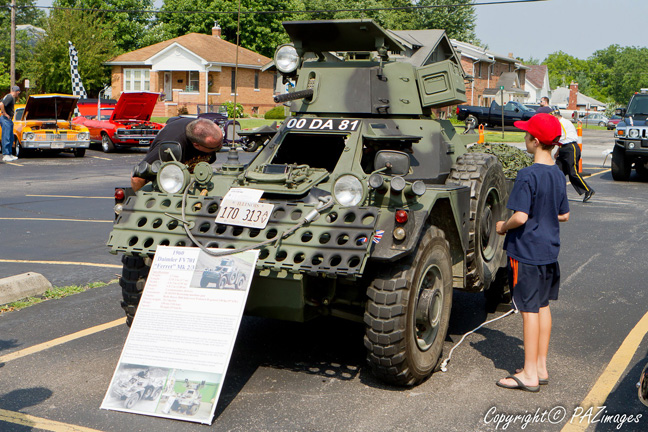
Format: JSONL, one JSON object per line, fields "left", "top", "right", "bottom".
{"left": 73, "top": 91, "right": 164, "bottom": 153}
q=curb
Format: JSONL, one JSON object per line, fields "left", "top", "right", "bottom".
{"left": 0, "top": 272, "right": 52, "bottom": 305}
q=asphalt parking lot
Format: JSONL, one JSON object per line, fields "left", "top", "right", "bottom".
{"left": 2, "top": 131, "right": 648, "bottom": 432}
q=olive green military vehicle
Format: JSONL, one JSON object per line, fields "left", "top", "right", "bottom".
{"left": 108, "top": 19, "right": 509, "bottom": 386}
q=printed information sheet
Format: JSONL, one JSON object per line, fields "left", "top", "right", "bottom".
{"left": 101, "top": 246, "right": 258, "bottom": 424}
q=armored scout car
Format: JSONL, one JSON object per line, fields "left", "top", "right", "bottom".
{"left": 108, "top": 19, "right": 509, "bottom": 386}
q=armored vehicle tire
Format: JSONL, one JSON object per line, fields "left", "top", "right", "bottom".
{"left": 101, "top": 133, "right": 116, "bottom": 153}
{"left": 200, "top": 276, "right": 209, "bottom": 288}
{"left": 120, "top": 255, "right": 152, "bottom": 327}
{"left": 188, "top": 403, "right": 200, "bottom": 415}
{"left": 242, "top": 138, "right": 260, "bottom": 152}
{"left": 73, "top": 148, "right": 86, "bottom": 157}
{"left": 151, "top": 387, "right": 162, "bottom": 400}
{"left": 124, "top": 393, "right": 140, "bottom": 409}
{"left": 143, "top": 386, "right": 154, "bottom": 399}
{"left": 236, "top": 274, "right": 246, "bottom": 290}
{"left": 611, "top": 146, "right": 631, "bottom": 181}
{"left": 218, "top": 277, "right": 226, "bottom": 289}
{"left": 364, "top": 226, "right": 452, "bottom": 386}
{"left": 484, "top": 266, "right": 512, "bottom": 312}
{"left": 447, "top": 153, "right": 507, "bottom": 292}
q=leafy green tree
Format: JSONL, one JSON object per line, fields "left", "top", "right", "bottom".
{"left": 0, "top": 0, "right": 46, "bottom": 80}
{"left": 414, "top": 0, "right": 477, "bottom": 43}
{"left": 23, "top": 9, "right": 117, "bottom": 95}
{"left": 607, "top": 46, "right": 648, "bottom": 104}
{"left": 0, "top": 60, "right": 10, "bottom": 90}
{"left": 158, "top": 0, "right": 306, "bottom": 58}
{"left": 53, "top": 0, "right": 155, "bottom": 53}
{"left": 543, "top": 51, "right": 588, "bottom": 89}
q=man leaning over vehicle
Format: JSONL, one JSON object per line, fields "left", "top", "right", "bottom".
{"left": 131, "top": 117, "right": 223, "bottom": 191}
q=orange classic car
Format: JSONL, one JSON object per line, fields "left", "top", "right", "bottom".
{"left": 7, "top": 94, "right": 90, "bottom": 157}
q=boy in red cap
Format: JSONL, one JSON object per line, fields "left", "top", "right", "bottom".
{"left": 495, "top": 113, "right": 570, "bottom": 392}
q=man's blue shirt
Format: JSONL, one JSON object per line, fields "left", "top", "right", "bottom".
{"left": 503, "top": 163, "right": 569, "bottom": 265}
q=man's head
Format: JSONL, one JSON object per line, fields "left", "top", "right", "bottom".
{"left": 186, "top": 118, "right": 223, "bottom": 153}
{"left": 540, "top": 96, "right": 550, "bottom": 107}
{"left": 514, "top": 113, "right": 561, "bottom": 151}
{"left": 10, "top": 85, "right": 20, "bottom": 98}
{"left": 551, "top": 109, "right": 562, "bottom": 118}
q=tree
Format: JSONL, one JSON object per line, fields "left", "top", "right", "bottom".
{"left": 53, "top": 0, "right": 155, "bottom": 53}
{"left": 608, "top": 47, "right": 648, "bottom": 104}
{"left": 543, "top": 51, "right": 588, "bottom": 89}
{"left": 23, "top": 9, "right": 117, "bottom": 95}
{"left": 0, "top": 0, "right": 46, "bottom": 82}
{"left": 414, "top": 0, "right": 477, "bottom": 43}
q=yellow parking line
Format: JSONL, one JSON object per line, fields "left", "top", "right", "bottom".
{"left": 0, "top": 408, "right": 106, "bottom": 432}
{"left": 0, "top": 217, "right": 112, "bottom": 223}
{"left": 3, "top": 161, "right": 24, "bottom": 166}
{"left": 88, "top": 155, "right": 112, "bottom": 161}
{"left": 0, "top": 317, "right": 126, "bottom": 364}
{"left": 26, "top": 194, "right": 112, "bottom": 199}
{"left": 562, "top": 310, "right": 648, "bottom": 431}
{"left": 0, "top": 259, "right": 120, "bottom": 268}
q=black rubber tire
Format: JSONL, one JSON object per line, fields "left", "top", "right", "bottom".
{"left": 14, "top": 140, "right": 30, "bottom": 157}
{"left": 236, "top": 274, "right": 245, "bottom": 290}
{"left": 611, "top": 146, "right": 631, "bottom": 181}
{"left": 120, "top": 255, "right": 151, "bottom": 327}
{"left": 242, "top": 138, "right": 260, "bottom": 152}
{"left": 446, "top": 153, "right": 507, "bottom": 292}
{"left": 188, "top": 403, "right": 200, "bottom": 415}
{"left": 484, "top": 266, "right": 512, "bottom": 312}
{"left": 598, "top": 121, "right": 606, "bottom": 127}
{"left": 364, "top": 226, "right": 453, "bottom": 386}
{"left": 73, "top": 148, "right": 86, "bottom": 157}
{"left": 151, "top": 387, "right": 162, "bottom": 400}
{"left": 636, "top": 161, "right": 648, "bottom": 180}
{"left": 101, "top": 133, "right": 115, "bottom": 153}
{"left": 124, "top": 393, "right": 140, "bottom": 409}
{"left": 200, "top": 275, "right": 209, "bottom": 288}
{"left": 143, "top": 386, "right": 153, "bottom": 399}
{"left": 217, "top": 277, "right": 226, "bottom": 289}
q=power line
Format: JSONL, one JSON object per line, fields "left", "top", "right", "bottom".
{"left": 0, "top": 0, "right": 550, "bottom": 17}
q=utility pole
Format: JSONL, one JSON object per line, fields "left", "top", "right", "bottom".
{"left": 10, "top": 0, "right": 16, "bottom": 87}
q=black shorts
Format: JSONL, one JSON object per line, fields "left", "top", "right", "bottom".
{"left": 507, "top": 257, "right": 560, "bottom": 313}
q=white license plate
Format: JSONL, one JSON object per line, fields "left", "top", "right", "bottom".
{"left": 215, "top": 199, "right": 274, "bottom": 229}
{"left": 51, "top": 142, "right": 65, "bottom": 149}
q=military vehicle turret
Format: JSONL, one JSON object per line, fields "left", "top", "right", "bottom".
{"left": 108, "top": 19, "right": 509, "bottom": 386}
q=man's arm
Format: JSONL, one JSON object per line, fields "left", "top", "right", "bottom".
{"left": 558, "top": 212, "right": 570, "bottom": 222}
{"left": 496, "top": 211, "right": 529, "bottom": 235}
{"left": 131, "top": 176, "right": 147, "bottom": 192}
{"left": 0, "top": 101, "right": 8, "bottom": 119}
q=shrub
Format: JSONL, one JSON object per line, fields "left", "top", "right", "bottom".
{"left": 264, "top": 105, "right": 286, "bottom": 120}
{"left": 177, "top": 105, "right": 189, "bottom": 115}
{"left": 223, "top": 101, "right": 244, "bottom": 118}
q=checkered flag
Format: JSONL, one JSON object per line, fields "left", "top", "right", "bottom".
{"left": 68, "top": 41, "right": 87, "bottom": 116}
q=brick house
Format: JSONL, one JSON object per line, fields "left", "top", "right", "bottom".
{"left": 524, "top": 64, "right": 551, "bottom": 104}
{"left": 451, "top": 40, "right": 529, "bottom": 108}
{"left": 104, "top": 24, "right": 276, "bottom": 117}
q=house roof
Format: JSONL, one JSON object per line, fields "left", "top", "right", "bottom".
{"left": 450, "top": 39, "right": 528, "bottom": 70}
{"left": 483, "top": 72, "right": 529, "bottom": 97}
{"left": 526, "top": 65, "right": 548, "bottom": 89}
{"left": 389, "top": 29, "right": 461, "bottom": 67}
{"left": 105, "top": 33, "right": 270, "bottom": 68}
{"left": 551, "top": 87, "right": 606, "bottom": 108}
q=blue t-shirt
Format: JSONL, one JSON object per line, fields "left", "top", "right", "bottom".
{"left": 503, "top": 163, "right": 569, "bottom": 265}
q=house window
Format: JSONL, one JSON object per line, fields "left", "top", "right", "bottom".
{"left": 187, "top": 71, "right": 199, "bottom": 92}
{"left": 124, "top": 69, "right": 150, "bottom": 91}
{"left": 231, "top": 70, "right": 237, "bottom": 94}
{"left": 477, "top": 62, "right": 482, "bottom": 79}
{"left": 254, "top": 71, "right": 259, "bottom": 90}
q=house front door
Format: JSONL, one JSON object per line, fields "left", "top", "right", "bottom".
{"left": 164, "top": 72, "right": 172, "bottom": 101}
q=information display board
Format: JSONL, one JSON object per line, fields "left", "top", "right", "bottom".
{"left": 101, "top": 246, "right": 258, "bottom": 424}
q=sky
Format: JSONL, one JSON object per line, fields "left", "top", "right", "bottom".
{"left": 32, "top": 0, "right": 645, "bottom": 63}
{"left": 474, "top": 0, "right": 648, "bottom": 61}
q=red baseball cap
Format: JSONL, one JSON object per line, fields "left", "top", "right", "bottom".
{"left": 514, "top": 113, "right": 561, "bottom": 145}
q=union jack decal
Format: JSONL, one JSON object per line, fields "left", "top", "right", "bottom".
{"left": 372, "top": 230, "right": 384, "bottom": 244}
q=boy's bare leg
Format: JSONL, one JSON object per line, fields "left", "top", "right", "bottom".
{"left": 537, "top": 306, "right": 552, "bottom": 380}
{"left": 499, "top": 311, "right": 540, "bottom": 387}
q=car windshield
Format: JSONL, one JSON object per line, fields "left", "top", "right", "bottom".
{"left": 626, "top": 95, "right": 648, "bottom": 116}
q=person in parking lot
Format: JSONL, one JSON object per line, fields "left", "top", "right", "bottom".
{"left": 535, "top": 97, "right": 552, "bottom": 114}
{"left": 495, "top": 113, "right": 570, "bottom": 393}
{"left": 552, "top": 109, "right": 595, "bottom": 202}
{"left": 0, "top": 85, "right": 20, "bottom": 162}
{"left": 131, "top": 117, "right": 223, "bottom": 191}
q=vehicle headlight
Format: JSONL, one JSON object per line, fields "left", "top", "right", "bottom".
{"left": 24, "top": 132, "right": 34, "bottom": 140}
{"left": 78, "top": 132, "right": 89, "bottom": 140}
{"left": 333, "top": 175, "right": 364, "bottom": 206}
{"left": 157, "top": 163, "right": 189, "bottom": 194}
{"left": 629, "top": 129, "right": 640, "bottom": 138}
{"left": 274, "top": 44, "right": 300, "bottom": 74}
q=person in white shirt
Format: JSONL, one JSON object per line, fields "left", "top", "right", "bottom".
{"left": 552, "top": 110, "right": 594, "bottom": 202}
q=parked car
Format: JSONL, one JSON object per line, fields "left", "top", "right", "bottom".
{"left": 606, "top": 115, "right": 622, "bottom": 130}
{"left": 576, "top": 112, "right": 609, "bottom": 127}
{"left": 456, "top": 101, "right": 536, "bottom": 128}
{"left": 73, "top": 91, "right": 164, "bottom": 153}
{"left": 4, "top": 94, "right": 90, "bottom": 158}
